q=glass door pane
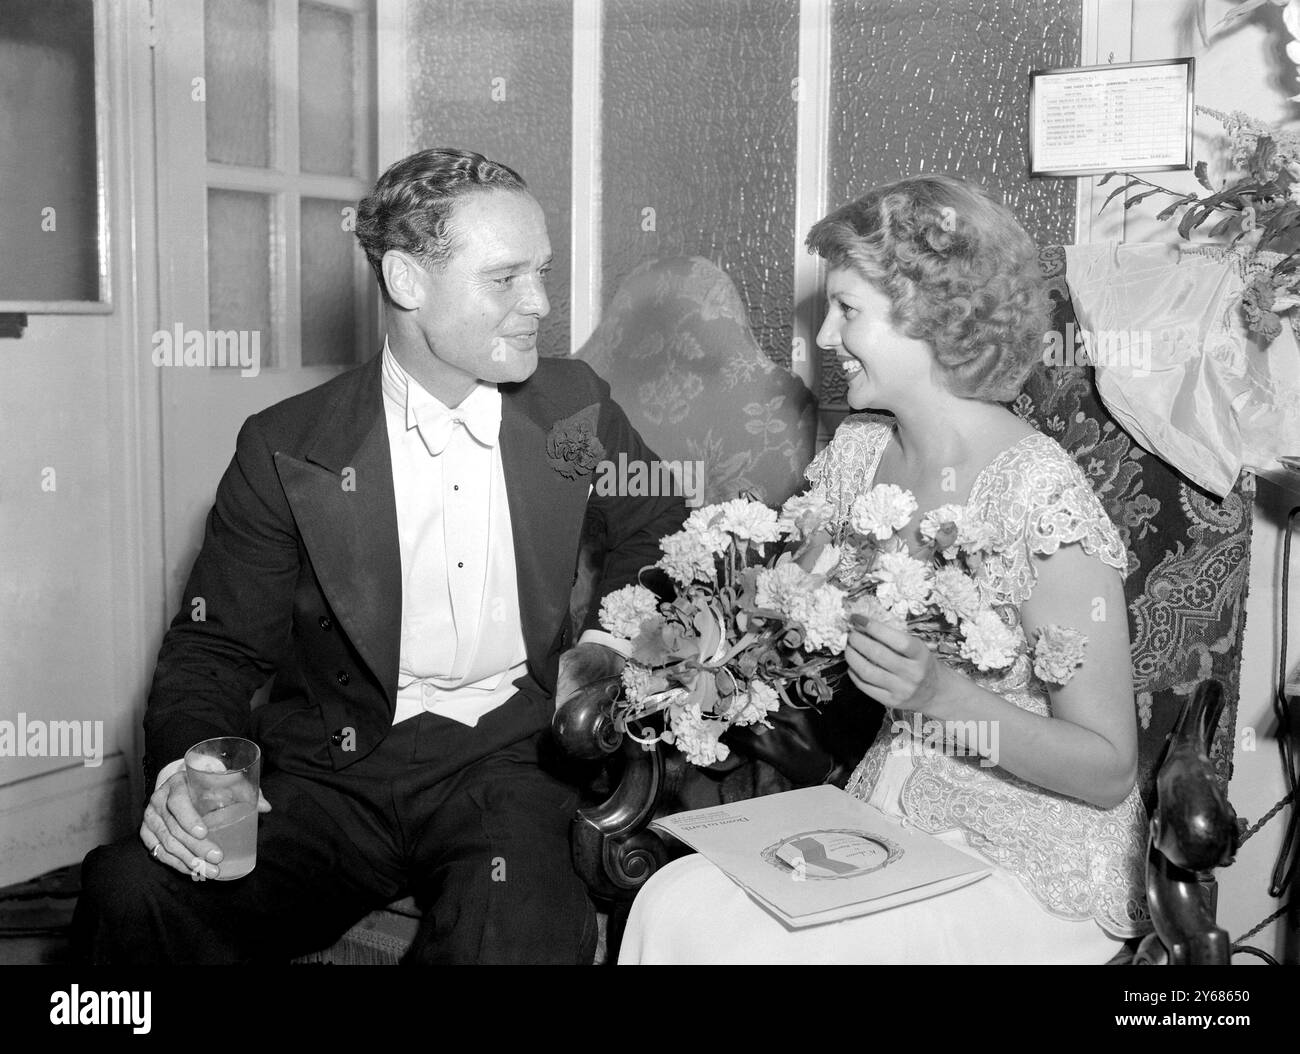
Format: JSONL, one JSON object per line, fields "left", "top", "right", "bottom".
{"left": 299, "top": 2, "right": 357, "bottom": 177}
{"left": 205, "top": 0, "right": 273, "bottom": 167}
{"left": 207, "top": 188, "right": 274, "bottom": 366}
{"left": 300, "top": 197, "right": 359, "bottom": 365}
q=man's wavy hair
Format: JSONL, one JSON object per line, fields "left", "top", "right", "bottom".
{"left": 806, "top": 175, "right": 1050, "bottom": 401}
{"left": 355, "top": 147, "right": 528, "bottom": 303}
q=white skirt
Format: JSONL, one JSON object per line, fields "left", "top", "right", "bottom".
{"left": 618, "top": 754, "right": 1127, "bottom": 965}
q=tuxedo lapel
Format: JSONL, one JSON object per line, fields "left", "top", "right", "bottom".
{"left": 269, "top": 359, "right": 588, "bottom": 709}
{"left": 500, "top": 381, "right": 591, "bottom": 671}
{"left": 274, "top": 359, "right": 402, "bottom": 708}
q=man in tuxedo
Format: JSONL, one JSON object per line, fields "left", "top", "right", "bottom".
{"left": 73, "top": 148, "right": 686, "bottom": 964}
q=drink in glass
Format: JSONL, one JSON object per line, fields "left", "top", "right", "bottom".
{"left": 184, "top": 737, "right": 260, "bottom": 880}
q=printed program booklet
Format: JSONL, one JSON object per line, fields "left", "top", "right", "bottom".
{"left": 650, "top": 785, "right": 991, "bottom": 928}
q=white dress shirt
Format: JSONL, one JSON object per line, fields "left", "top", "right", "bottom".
{"left": 154, "top": 345, "right": 623, "bottom": 789}
{"left": 380, "top": 343, "right": 529, "bottom": 727}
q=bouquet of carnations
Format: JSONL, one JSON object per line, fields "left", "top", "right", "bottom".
{"left": 598, "top": 486, "right": 1088, "bottom": 767}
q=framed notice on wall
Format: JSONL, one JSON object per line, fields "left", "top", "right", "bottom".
{"left": 0, "top": 0, "right": 111, "bottom": 313}
{"left": 1028, "top": 58, "right": 1194, "bottom": 178}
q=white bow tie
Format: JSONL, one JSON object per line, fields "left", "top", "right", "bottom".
{"left": 412, "top": 398, "right": 500, "bottom": 456}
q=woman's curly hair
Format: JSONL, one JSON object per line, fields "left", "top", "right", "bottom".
{"left": 806, "top": 175, "right": 1050, "bottom": 401}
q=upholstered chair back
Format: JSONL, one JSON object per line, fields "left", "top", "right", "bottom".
{"left": 577, "top": 255, "right": 817, "bottom": 508}
{"left": 1023, "top": 247, "right": 1253, "bottom": 799}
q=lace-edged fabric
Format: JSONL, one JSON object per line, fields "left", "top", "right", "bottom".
{"left": 971, "top": 433, "right": 1129, "bottom": 607}
{"left": 804, "top": 414, "right": 892, "bottom": 523}
{"left": 815, "top": 417, "right": 1149, "bottom": 937}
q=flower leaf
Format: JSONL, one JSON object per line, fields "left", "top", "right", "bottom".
{"left": 1194, "top": 160, "right": 1213, "bottom": 192}
{"left": 1101, "top": 177, "right": 1142, "bottom": 211}
{"left": 1178, "top": 203, "right": 1218, "bottom": 239}
{"left": 694, "top": 608, "right": 722, "bottom": 659}
{"left": 1208, "top": 214, "right": 1239, "bottom": 238}
{"left": 1123, "top": 187, "right": 1171, "bottom": 210}
{"left": 1249, "top": 135, "right": 1278, "bottom": 183}
{"left": 1156, "top": 194, "right": 1198, "bottom": 221}
{"left": 1260, "top": 199, "right": 1300, "bottom": 248}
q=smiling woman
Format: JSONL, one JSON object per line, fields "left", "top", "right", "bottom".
{"left": 809, "top": 174, "right": 1052, "bottom": 408}
{"left": 619, "top": 175, "right": 1147, "bottom": 965}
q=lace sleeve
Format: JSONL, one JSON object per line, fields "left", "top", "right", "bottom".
{"left": 804, "top": 416, "right": 892, "bottom": 524}
{"left": 976, "top": 435, "right": 1128, "bottom": 606}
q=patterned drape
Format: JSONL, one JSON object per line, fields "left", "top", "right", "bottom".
{"left": 578, "top": 256, "right": 817, "bottom": 507}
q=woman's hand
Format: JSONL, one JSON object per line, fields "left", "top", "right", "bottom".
{"left": 845, "top": 614, "right": 959, "bottom": 717}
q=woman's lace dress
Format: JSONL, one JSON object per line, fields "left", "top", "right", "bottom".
{"left": 619, "top": 418, "right": 1149, "bottom": 965}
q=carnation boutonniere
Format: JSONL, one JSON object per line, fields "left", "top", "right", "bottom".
{"left": 546, "top": 403, "right": 606, "bottom": 480}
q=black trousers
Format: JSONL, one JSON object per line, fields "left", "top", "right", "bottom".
{"left": 72, "top": 695, "right": 597, "bottom": 964}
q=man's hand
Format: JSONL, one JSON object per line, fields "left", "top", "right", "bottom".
{"left": 555, "top": 641, "right": 625, "bottom": 710}
{"left": 139, "top": 770, "right": 272, "bottom": 880}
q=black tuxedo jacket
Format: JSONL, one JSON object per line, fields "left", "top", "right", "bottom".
{"left": 143, "top": 355, "right": 687, "bottom": 788}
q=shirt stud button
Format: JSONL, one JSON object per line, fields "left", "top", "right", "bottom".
{"left": 457, "top": 561, "right": 464, "bottom": 569}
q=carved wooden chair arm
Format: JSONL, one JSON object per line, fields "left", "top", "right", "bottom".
{"left": 552, "top": 678, "right": 673, "bottom": 904}
{"left": 1133, "top": 680, "right": 1240, "bottom": 965}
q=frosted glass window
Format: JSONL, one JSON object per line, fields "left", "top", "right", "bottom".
{"left": 406, "top": 0, "right": 572, "bottom": 359}
{"left": 300, "top": 197, "right": 358, "bottom": 366}
{"left": 299, "top": 2, "right": 356, "bottom": 177}
{"left": 207, "top": 189, "right": 274, "bottom": 366}
{"left": 601, "top": 0, "right": 800, "bottom": 368}
{"left": 0, "top": 0, "right": 101, "bottom": 303}
{"left": 822, "top": 0, "right": 1081, "bottom": 403}
{"left": 205, "top": 0, "right": 272, "bottom": 167}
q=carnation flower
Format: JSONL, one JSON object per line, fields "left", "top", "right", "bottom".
{"left": 779, "top": 492, "right": 836, "bottom": 538}
{"left": 786, "top": 583, "right": 850, "bottom": 652}
{"left": 755, "top": 560, "right": 816, "bottom": 614}
{"left": 833, "top": 545, "right": 873, "bottom": 589}
{"left": 928, "top": 567, "right": 983, "bottom": 624}
{"left": 849, "top": 484, "right": 917, "bottom": 541}
{"left": 957, "top": 516, "right": 997, "bottom": 556}
{"left": 919, "top": 504, "right": 967, "bottom": 557}
{"left": 1032, "top": 624, "right": 1089, "bottom": 686}
{"left": 599, "top": 584, "right": 662, "bottom": 639}
{"left": 668, "top": 702, "right": 730, "bottom": 766}
{"left": 730, "top": 680, "right": 781, "bottom": 727}
{"left": 657, "top": 529, "right": 718, "bottom": 584}
{"left": 873, "top": 551, "right": 933, "bottom": 617}
{"left": 682, "top": 505, "right": 731, "bottom": 553}
{"left": 959, "top": 609, "right": 1024, "bottom": 671}
{"left": 846, "top": 594, "right": 907, "bottom": 632}
{"left": 621, "top": 663, "right": 653, "bottom": 704}
{"left": 717, "top": 498, "right": 786, "bottom": 544}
